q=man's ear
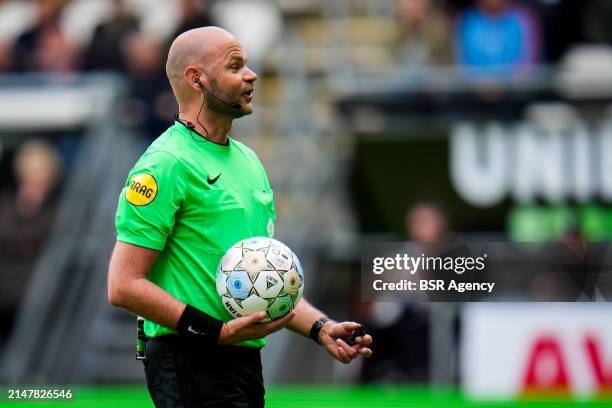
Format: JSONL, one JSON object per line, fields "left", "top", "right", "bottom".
{"left": 184, "top": 67, "right": 202, "bottom": 91}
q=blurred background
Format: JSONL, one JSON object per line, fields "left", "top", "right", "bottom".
{"left": 0, "top": 0, "right": 612, "bottom": 406}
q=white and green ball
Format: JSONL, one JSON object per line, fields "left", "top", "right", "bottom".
{"left": 216, "top": 237, "right": 304, "bottom": 322}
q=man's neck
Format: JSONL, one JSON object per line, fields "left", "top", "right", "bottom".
{"left": 177, "top": 108, "right": 233, "bottom": 145}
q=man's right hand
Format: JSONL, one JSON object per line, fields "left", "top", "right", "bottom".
{"left": 218, "top": 311, "right": 294, "bottom": 345}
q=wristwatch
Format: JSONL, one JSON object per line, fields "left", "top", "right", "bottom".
{"left": 309, "top": 317, "right": 331, "bottom": 344}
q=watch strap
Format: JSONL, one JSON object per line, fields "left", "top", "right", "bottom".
{"left": 309, "top": 317, "right": 331, "bottom": 344}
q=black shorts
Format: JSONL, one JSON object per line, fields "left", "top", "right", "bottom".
{"left": 144, "top": 335, "right": 265, "bottom": 408}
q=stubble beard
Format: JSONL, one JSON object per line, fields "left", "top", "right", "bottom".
{"left": 204, "top": 76, "right": 251, "bottom": 118}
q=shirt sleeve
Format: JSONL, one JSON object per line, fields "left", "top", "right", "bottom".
{"left": 115, "top": 151, "right": 186, "bottom": 251}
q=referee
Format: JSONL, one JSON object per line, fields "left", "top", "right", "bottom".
{"left": 107, "top": 27, "right": 372, "bottom": 408}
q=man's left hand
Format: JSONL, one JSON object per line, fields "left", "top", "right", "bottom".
{"left": 319, "top": 321, "right": 373, "bottom": 364}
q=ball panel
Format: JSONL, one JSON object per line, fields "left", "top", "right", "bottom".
{"left": 221, "top": 246, "right": 243, "bottom": 271}
{"left": 294, "top": 282, "right": 304, "bottom": 305}
{"left": 293, "top": 256, "right": 304, "bottom": 279}
{"left": 242, "top": 250, "right": 268, "bottom": 274}
{"left": 266, "top": 245, "right": 293, "bottom": 271}
{"left": 241, "top": 294, "right": 269, "bottom": 316}
{"left": 216, "top": 269, "right": 228, "bottom": 296}
{"left": 253, "top": 270, "right": 283, "bottom": 299}
{"left": 226, "top": 270, "right": 253, "bottom": 300}
{"left": 242, "top": 237, "right": 271, "bottom": 251}
{"left": 268, "top": 295, "right": 294, "bottom": 320}
{"left": 282, "top": 269, "right": 301, "bottom": 296}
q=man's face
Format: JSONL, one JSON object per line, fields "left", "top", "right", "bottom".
{"left": 203, "top": 41, "right": 257, "bottom": 118}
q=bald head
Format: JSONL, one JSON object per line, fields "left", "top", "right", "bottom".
{"left": 166, "top": 26, "right": 236, "bottom": 103}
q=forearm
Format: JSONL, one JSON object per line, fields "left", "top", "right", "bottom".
{"left": 111, "top": 277, "right": 186, "bottom": 329}
{"left": 107, "top": 241, "right": 186, "bottom": 329}
{"left": 286, "top": 298, "right": 331, "bottom": 338}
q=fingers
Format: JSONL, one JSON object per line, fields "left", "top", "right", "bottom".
{"left": 255, "top": 311, "right": 295, "bottom": 336}
{"left": 328, "top": 321, "right": 359, "bottom": 338}
{"left": 220, "top": 312, "right": 266, "bottom": 343}
{"left": 336, "top": 345, "right": 351, "bottom": 364}
{"left": 338, "top": 321, "right": 361, "bottom": 335}
{"left": 354, "top": 334, "right": 373, "bottom": 357}
{"left": 330, "top": 342, "right": 372, "bottom": 363}
{"left": 235, "top": 311, "right": 267, "bottom": 330}
{"left": 324, "top": 334, "right": 373, "bottom": 363}
{"left": 341, "top": 321, "right": 362, "bottom": 331}
{"left": 354, "top": 334, "right": 372, "bottom": 346}
{"left": 336, "top": 338, "right": 358, "bottom": 359}
{"left": 223, "top": 311, "right": 294, "bottom": 344}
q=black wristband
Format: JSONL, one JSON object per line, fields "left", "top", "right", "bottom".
{"left": 309, "top": 317, "right": 331, "bottom": 345}
{"left": 176, "top": 305, "right": 224, "bottom": 344}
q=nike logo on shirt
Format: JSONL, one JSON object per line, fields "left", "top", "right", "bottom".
{"left": 207, "top": 173, "right": 221, "bottom": 184}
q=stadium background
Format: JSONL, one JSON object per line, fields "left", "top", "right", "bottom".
{"left": 1, "top": 0, "right": 612, "bottom": 406}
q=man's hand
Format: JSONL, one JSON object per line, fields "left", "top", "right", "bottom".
{"left": 319, "top": 321, "right": 373, "bottom": 364}
{"left": 218, "top": 311, "right": 295, "bottom": 345}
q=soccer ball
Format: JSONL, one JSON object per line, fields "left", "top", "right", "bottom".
{"left": 216, "top": 237, "right": 304, "bottom": 322}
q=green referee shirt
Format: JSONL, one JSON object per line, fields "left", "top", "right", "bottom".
{"left": 115, "top": 121, "right": 276, "bottom": 348}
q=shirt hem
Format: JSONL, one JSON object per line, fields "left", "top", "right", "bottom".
{"left": 116, "top": 235, "right": 165, "bottom": 251}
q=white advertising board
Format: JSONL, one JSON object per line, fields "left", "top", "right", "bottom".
{"left": 461, "top": 303, "right": 612, "bottom": 399}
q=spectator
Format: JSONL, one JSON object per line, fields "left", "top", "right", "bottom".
{"left": 171, "top": 0, "right": 216, "bottom": 40}
{"left": 84, "top": 0, "right": 139, "bottom": 71}
{"left": 12, "top": 0, "right": 79, "bottom": 72}
{"left": 0, "top": 39, "right": 14, "bottom": 72}
{"left": 360, "top": 203, "right": 450, "bottom": 383}
{"left": 121, "top": 32, "right": 176, "bottom": 141}
{"left": 406, "top": 202, "right": 449, "bottom": 243}
{"left": 0, "top": 140, "right": 62, "bottom": 343}
{"left": 395, "top": 0, "right": 453, "bottom": 65}
{"left": 456, "top": 0, "right": 542, "bottom": 78}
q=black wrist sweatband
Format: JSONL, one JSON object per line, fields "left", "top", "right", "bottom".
{"left": 176, "top": 304, "right": 224, "bottom": 344}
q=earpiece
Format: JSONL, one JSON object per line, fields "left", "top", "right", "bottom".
{"left": 194, "top": 77, "right": 202, "bottom": 86}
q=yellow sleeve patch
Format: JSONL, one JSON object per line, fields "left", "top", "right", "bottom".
{"left": 125, "top": 173, "right": 158, "bottom": 206}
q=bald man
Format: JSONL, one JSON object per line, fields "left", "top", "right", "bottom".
{"left": 108, "top": 27, "right": 372, "bottom": 408}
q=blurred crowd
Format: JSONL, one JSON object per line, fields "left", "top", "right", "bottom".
{"left": 0, "top": 0, "right": 608, "bottom": 80}
{"left": 0, "top": 0, "right": 605, "bottom": 140}
{"left": 394, "top": 0, "right": 612, "bottom": 78}
{"left": 0, "top": 0, "right": 221, "bottom": 140}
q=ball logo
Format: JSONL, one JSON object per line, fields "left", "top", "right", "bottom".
{"left": 266, "top": 275, "right": 279, "bottom": 289}
{"left": 126, "top": 173, "right": 158, "bottom": 206}
{"left": 224, "top": 300, "right": 243, "bottom": 318}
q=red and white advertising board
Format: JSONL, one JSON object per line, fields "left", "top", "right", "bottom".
{"left": 461, "top": 303, "right": 612, "bottom": 399}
